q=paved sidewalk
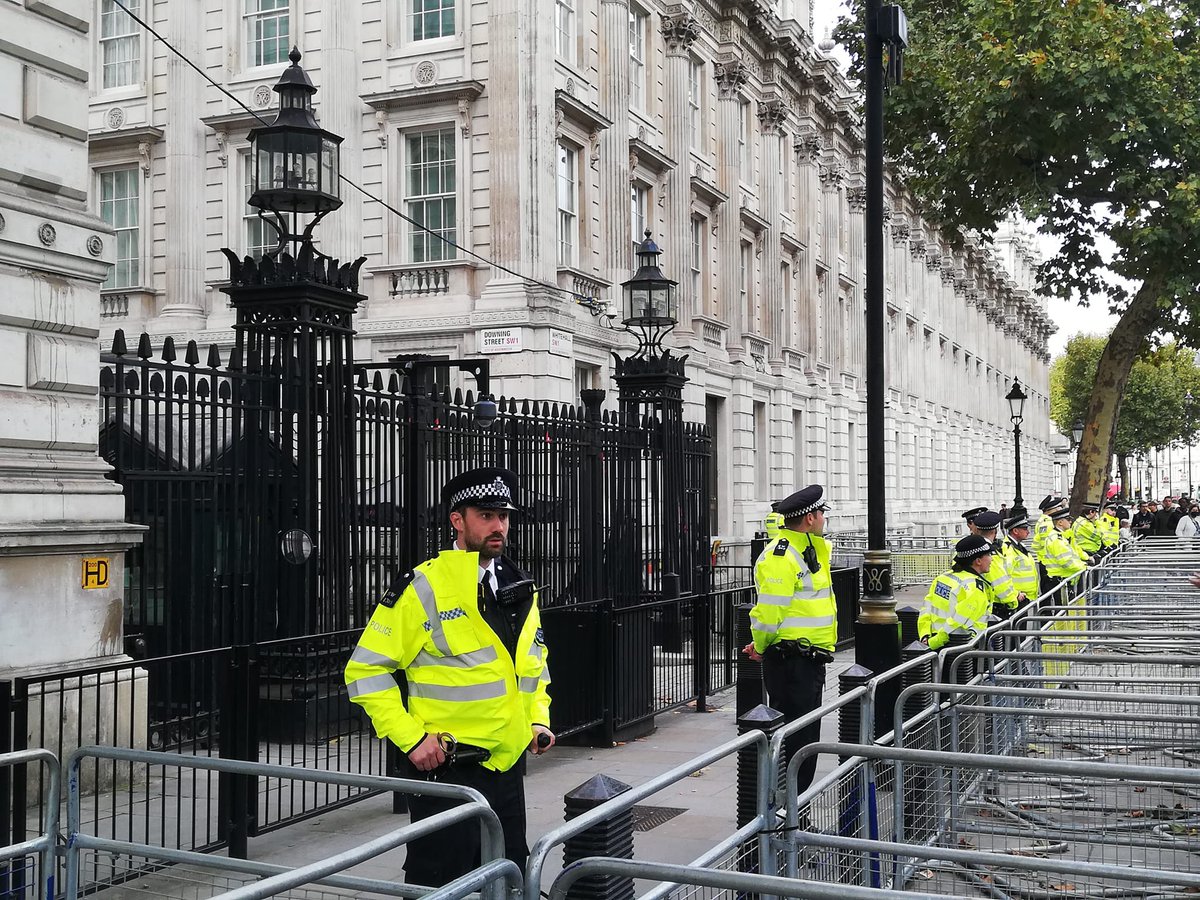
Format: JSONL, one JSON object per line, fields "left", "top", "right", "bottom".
{"left": 222, "top": 644, "right": 865, "bottom": 893}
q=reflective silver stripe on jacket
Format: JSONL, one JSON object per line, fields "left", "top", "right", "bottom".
{"left": 528, "top": 643, "right": 545, "bottom": 662}
{"left": 518, "top": 675, "right": 540, "bottom": 692}
{"left": 412, "top": 647, "right": 499, "bottom": 669}
{"left": 346, "top": 673, "right": 399, "bottom": 699}
{"left": 779, "top": 614, "right": 836, "bottom": 629}
{"left": 407, "top": 679, "right": 508, "bottom": 702}
{"left": 412, "top": 571, "right": 452, "bottom": 656}
{"left": 756, "top": 592, "right": 793, "bottom": 607}
{"left": 794, "top": 588, "right": 833, "bottom": 602}
{"left": 349, "top": 646, "right": 400, "bottom": 669}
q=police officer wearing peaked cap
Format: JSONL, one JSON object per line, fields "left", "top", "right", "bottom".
{"left": 962, "top": 507, "right": 989, "bottom": 535}
{"left": 344, "top": 466, "right": 552, "bottom": 888}
{"left": 971, "top": 510, "right": 1017, "bottom": 617}
{"left": 744, "top": 484, "right": 838, "bottom": 793}
{"left": 919, "top": 535, "right": 994, "bottom": 649}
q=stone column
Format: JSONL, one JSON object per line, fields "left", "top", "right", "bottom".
{"left": 158, "top": 0, "right": 207, "bottom": 326}
{"left": 660, "top": 11, "right": 700, "bottom": 328}
{"left": 318, "top": 4, "right": 362, "bottom": 260}
{"left": 598, "top": 0, "right": 632, "bottom": 294}
{"left": 757, "top": 98, "right": 787, "bottom": 354}
{"left": 794, "top": 125, "right": 821, "bottom": 358}
{"left": 714, "top": 57, "right": 747, "bottom": 344}
{"left": 0, "top": 0, "right": 145, "bottom": 703}
{"left": 483, "top": 0, "right": 557, "bottom": 304}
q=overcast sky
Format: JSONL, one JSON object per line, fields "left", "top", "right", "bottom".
{"left": 810, "top": 0, "right": 1119, "bottom": 359}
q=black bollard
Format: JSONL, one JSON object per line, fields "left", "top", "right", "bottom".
{"left": 735, "top": 603, "right": 764, "bottom": 716}
{"left": 837, "top": 664, "right": 875, "bottom": 751}
{"left": 896, "top": 602, "right": 923, "bottom": 648}
{"left": 563, "top": 774, "right": 635, "bottom": 900}
{"left": 736, "top": 704, "right": 786, "bottom": 828}
{"left": 899, "top": 641, "right": 934, "bottom": 836}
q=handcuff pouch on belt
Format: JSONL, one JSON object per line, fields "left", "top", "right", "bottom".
{"left": 429, "top": 732, "right": 491, "bottom": 779}
{"left": 766, "top": 639, "right": 834, "bottom": 664}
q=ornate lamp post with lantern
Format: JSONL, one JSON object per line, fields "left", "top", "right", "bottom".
{"left": 1006, "top": 379, "right": 1028, "bottom": 508}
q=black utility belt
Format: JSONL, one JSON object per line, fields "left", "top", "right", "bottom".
{"left": 766, "top": 641, "right": 834, "bottom": 663}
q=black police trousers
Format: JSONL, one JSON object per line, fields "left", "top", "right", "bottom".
{"left": 404, "top": 757, "right": 528, "bottom": 888}
{"left": 762, "top": 653, "right": 827, "bottom": 794}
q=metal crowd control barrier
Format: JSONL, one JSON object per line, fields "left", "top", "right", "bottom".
{"left": 0, "top": 749, "right": 59, "bottom": 900}
{"left": 783, "top": 742, "right": 1200, "bottom": 897}
{"left": 65, "top": 746, "right": 511, "bottom": 900}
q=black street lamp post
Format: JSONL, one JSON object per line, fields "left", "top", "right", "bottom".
{"left": 1006, "top": 379, "right": 1027, "bottom": 508}
{"left": 856, "top": 0, "right": 908, "bottom": 719}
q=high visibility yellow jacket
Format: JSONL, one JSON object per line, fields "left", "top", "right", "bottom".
{"left": 750, "top": 529, "right": 838, "bottom": 654}
{"left": 1032, "top": 514, "right": 1054, "bottom": 558}
{"left": 1099, "top": 513, "right": 1120, "bottom": 547}
{"left": 919, "top": 569, "right": 991, "bottom": 650}
{"left": 1000, "top": 538, "right": 1039, "bottom": 600}
{"left": 1072, "top": 517, "right": 1102, "bottom": 554}
{"left": 344, "top": 550, "right": 550, "bottom": 773}
{"left": 983, "top": 550, "right": 1016, "bottom": 610}
{"left": 1039, "top": 528, "right": 1087, "bottom": 579}
{"left": 764, "top": 511, "right": 784, "bottom": 539}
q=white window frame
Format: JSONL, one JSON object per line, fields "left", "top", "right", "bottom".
{"left": 244, "top": 0, "right": 291, "bottom": 70}
{"left": 631, "top": 183, "right": 648, "bottom": 263}
{"left": 690, "top": 215, "right": 704, "bottom": 302}
{"left": 688, "top": 58, "right": 703, "bottom": 148}
{"left": 409, "top": 0, "right": 456, "bottom": 43}
{"left": 402, "top": 125, "right": 459, "bottom": 264}
{"left": 98, "top": 0, "right": 142, "bottom": 91}
{"left": 242, "top": 152, "right": 274, "bottom": 260}
{"left": 738, "top": 100, "right": 752, "bottom": 183}
{"left": 740, "top": 239, "right": 753, "bottom": 329}
{"left": 555, "top": 0, "right": 576, "bottom": 63}
{"left": 629, "top": 8, "right": 646, "bottom": 111}
{"left": 557, "top": 143, "right": 578, "bottom": 268}
{"left": 97, "top": 165, "right": 143, "bottom": 290}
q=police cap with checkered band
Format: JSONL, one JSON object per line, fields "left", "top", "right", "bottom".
{"left": 442, "top": 467, "right": 520, "bottom": 512}
{"left": 954, "top": 534, "right": 993, "bottom": 561}
{"left": 776, "top": 484, "right": 831, "bottom": 520}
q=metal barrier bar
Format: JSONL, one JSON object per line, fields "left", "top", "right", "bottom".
{"left": 524, "top": 729, "right": 770, "bottom": 900}
{"left": 0, "top": 748, "right": 58, "bottom": 900}
{"left": 549, "top": 857, "right": 951, "bottom": 900}
{"left": 66, "top": 746, "right": 505, "bottom": 900}
{"left": 417, "top": 859, "right": 524, "bottom": 900}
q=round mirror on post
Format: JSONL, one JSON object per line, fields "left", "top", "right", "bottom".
{"left": 280, "top": 528, "right": 314, "bottom": 565}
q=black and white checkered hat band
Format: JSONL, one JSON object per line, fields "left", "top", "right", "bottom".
{"left": 450, "top": 477, "right": 512, "bottom": 509}
{"left": 955, "top": 544, "right": 991, "bottom": 561}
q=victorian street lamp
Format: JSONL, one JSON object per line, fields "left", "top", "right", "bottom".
{"left": 1005, "top": 379, "right": 1027, "bottom": 507}
{"left": 247, "top": 47, "right": 343, "bottom": 257}
{"left": 1072, "top": 420, "right": 1084, "bottom": 447}
{"left": 621, "top": 230, "right": 679, "bottom": 358}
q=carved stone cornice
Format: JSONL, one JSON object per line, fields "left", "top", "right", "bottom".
{"left": 714, "top": 58, "right": 749, "bottom": 99}
{"left": 940, "top": 263, "right": 958, "bottom": 285}
{"left": 756, "top": 97, "right": 789, "bottom": 134}
{"left": 908, "top": 239, "right": 927, "bottom": 260}
{"left": 846, "top": 187, "right": 867, "bottom": 212}
{"left": 661, "top": 12, "right": 702, "bottom": 56}
{"left": 891, "top": 220, "right": 910, "bottom": 245}
{"left": 925, "top": 251, "right": 942, "bottom": 272}
{"left": 818, "top": 161, "right": 846, "bottom": 190}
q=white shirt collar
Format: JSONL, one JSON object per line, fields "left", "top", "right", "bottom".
{"left": 478, "top": 557, "right": 497, "bottom": 585}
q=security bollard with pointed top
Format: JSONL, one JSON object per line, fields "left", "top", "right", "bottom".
{"left": 896, "top": 602, "right": 922, "bottom": 647}
{"left": 562, "top": 774, "right": 634, "bottom": 900}
{"left": 736, "top": 704, "right": 785, "bottom": 828}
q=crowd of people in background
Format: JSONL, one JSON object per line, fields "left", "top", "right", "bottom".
{"left": 1130, "top": 495, "right": 1200, "bottom": 537}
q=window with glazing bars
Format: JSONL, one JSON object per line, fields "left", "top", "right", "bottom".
{"left": 629, "top": 9, "right": 646, "bottom": 109}
{"left": 411, "top": 0, "right": 455, "bottom": 41}
{"left": 243, "top": 155, "right": 272, "bottom": 260}
{"left": 406, "top": 127, "right": 457, "bottom": 262}
{"left": 557, "top": 144, "right": 577, "bottom": 267}
{"left": 245, "top": 0, "right": 289, "bottom": 68}
{"left": 688, "top": 59, "right": 702, "bottom": 147}
{"left": 99, "top": 167, "right": 140, "bottom": 289}
{"left": 555, "top": 0, "right": 575, "bottom": 62}
{"left": 100, "top": 0, "right": 140, "bottom": 89}
{"left": 630, "top": 184, "right": 647, "bottom": 263}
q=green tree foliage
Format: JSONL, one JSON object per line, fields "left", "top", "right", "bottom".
{"left": 1050, "top": 334, "right": 1200, "bottom": 493}
{"left": 834, "top": 0, "right": 1200, "bottom": 511}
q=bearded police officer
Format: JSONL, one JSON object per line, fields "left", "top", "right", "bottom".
{"left": 344, "top": 467, "right": 553, "bottom": 887}
{"left": 743, "top": 484, "right": 837, "bottom": 793}
{"left": 919, "top": 535, "right": 993, "bottom": 648}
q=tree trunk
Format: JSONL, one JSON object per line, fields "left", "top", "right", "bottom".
{"left": 1069, "top": 279, "right": 1166, "bottom": 515}
{"left": 1117, "top": 454, "right": 1129, "bottom": 503}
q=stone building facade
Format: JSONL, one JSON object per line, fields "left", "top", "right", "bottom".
{"left": 86, "top": 0, "right": 1055, "bottom": 546}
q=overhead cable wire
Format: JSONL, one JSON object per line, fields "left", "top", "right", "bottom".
{"left": 107, "top": 0, "right": 606, "bottom": 310}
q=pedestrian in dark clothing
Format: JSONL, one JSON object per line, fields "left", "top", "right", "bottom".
{"left": 1131, "top": 503, "right": 1154, "bottom": 538}
{"left": 1152, "top": 497, "right": 1176, "bottom": 536}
